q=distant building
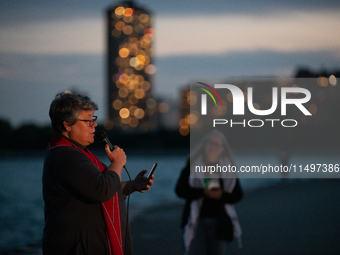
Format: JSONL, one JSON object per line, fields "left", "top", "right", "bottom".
{"left": 294, "top": 67, "right": 340, "bottom": 78}
{"left": 106, "top": 1, "right": 156, "bottom": 132}
{"left": 178, "top": 86, "right": 191, "bottom": 136}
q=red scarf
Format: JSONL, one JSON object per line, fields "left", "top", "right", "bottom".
{"left": 48, "top": 136, "right": 124, "bottom": 255}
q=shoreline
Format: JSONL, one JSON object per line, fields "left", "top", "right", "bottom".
{"left": 130, "top": 178, "right": 340, "bottom": 255}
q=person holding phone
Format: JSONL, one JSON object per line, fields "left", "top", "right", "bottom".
{"left": 175, "top": 130, "right": 243, "bottom": 255}
{"left": 43, "top": 92, "right": 154, "bottom": 255}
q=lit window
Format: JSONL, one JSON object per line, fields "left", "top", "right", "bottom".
{"left": 119, "top": 108, "right": 130, "bottom": 118}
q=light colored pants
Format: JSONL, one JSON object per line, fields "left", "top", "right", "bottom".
{"left": 188, "top": 218, "right": 229, "bottom": 255}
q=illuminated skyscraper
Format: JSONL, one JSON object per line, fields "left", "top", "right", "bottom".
{"left": 106, "top": 1, "right": 156, "bottom": 132}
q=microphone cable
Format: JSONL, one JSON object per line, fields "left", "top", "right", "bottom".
{"left": 123, "top": 165, "right": 132, "bottom": 253}
{"left": 94, "top": 130, "right": 132, "bottom": 253}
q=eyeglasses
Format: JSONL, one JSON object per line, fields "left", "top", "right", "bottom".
{"left": 206, "top": 141, "right": 224, "bottom": 148}
{"left": 77, "top": 116, "right": 97, "bottom": 127}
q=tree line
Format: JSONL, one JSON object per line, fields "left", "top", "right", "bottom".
{"left": 0, "top": 119, "right": 190, "bottom": 154}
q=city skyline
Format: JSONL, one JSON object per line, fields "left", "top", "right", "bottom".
{"left": 0, "top": 0, "right": 340, "bottom": 127}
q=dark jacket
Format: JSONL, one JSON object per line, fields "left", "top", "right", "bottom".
{"left": 175, "top": 162, "right": 243, "bottom": 241}
{"left": 42, "top": 145, "right": 132, "bottom": 255}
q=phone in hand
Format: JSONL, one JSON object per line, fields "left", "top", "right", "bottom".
{"left": 143, "top": 163, "right": 157, "bottom": 190}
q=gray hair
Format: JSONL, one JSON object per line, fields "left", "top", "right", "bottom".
{"left": 49, "top": 92, "right": 98, "bottom": 134}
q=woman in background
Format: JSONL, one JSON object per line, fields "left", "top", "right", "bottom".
{"left": 175, "top": 130, "right": 243, "bottom": 255}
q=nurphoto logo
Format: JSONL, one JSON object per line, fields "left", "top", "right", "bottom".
{"left": 193, "top": 79, "right": 312, "bottom": 128}
{"left": 189, "top": 77, "right": 339, "bottom": 179}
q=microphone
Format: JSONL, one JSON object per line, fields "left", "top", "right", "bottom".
{"left": 95, "top": 131, "right": 114, "bottom": 151}
{"left": 95, "top": 130, "right": 129, "bottom": 173}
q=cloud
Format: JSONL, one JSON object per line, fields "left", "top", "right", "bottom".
{"left": 0, "top": 53, "right": 105, "bottom": 126}
{"left": 153, "top": 49, "right": 340, "bottom": 99}
{"left": 154, "top": 10, "right": 340, "bottom": 57}
{"left": 1, "top": 9, "right": 340, "bottom": 58}
{"left": 0, "top": 18, "right": 105, "bottom": 54}
{"left": 1, "top": 3, "right": 340, "bottom": 126}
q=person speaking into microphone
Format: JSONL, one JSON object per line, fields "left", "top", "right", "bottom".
{"left": 42, "top": 92, "right": 154, "bottom": 255}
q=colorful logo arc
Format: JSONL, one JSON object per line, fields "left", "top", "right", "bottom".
{"left": 196, "top": 82, "right": 223, "bottom": 106}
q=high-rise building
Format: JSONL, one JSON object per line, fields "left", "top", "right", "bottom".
{"left": 106, "top": 1, "right": 156, "bottom": 132}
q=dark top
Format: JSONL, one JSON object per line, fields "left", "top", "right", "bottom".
{"left": 42, "top": 143, "right": 133, "bottom": 255}
{"left": 175, "top": 161, "right": 243, "bottom": 241}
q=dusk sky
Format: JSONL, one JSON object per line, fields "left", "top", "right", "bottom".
{"left": 1, "top": 0, "right": 340, "bottom": 126}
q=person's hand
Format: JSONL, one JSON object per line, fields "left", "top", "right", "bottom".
{"left": 105, "top": 145, "right": 126, "bottom": 179}
{"left": 132, "top": 170, "right": 154, "bottom": 193}
{"left": 204, "top": 188, "right": 222, "bottom": 200}
{"left": 105, "top": 145, "right": 126, "bottom": 165}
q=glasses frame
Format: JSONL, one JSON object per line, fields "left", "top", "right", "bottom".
{"left": 206, "top": 141, "right": 224, "bottom": 149}
{"left": 77, "top": 116, "right": 97, "bottom": 127}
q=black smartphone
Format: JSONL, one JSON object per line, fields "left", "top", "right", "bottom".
{"left": 143, "top": 163, "right": 157, "bottom": 190}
